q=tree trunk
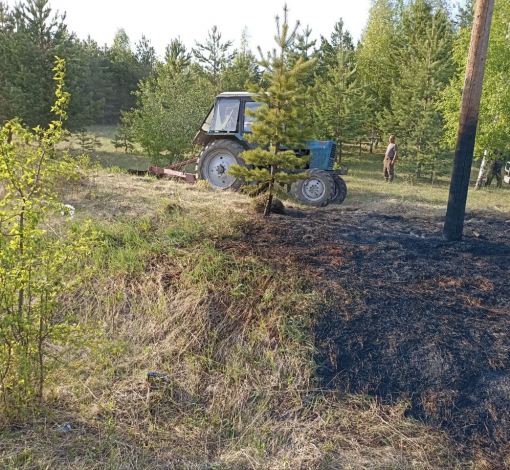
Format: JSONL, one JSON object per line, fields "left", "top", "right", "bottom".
{"left": 264, "top": 164, "right": 276, "bottom": 217}
{"left": 18, "top": 208, "right": 25, "bottom": 318}
{"left": 415, "top": 161, "right": 422, "bottom": 179}
{"left": 475, "top": 149, "right": 489, "bottom": 189}
{"left": 443, "top": 0, "right": 495, "bottom": 241}
{"left": 37, "top": 314, "right": 44, "bottom": 400}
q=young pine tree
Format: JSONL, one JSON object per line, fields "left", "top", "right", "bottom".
{"left": 313, "top": 48, "right": 368, "bottom": 161}
{"left": 193, "top": 26, "right": 234, "bottom": 94}
{"left": 384, "top": 1, "right": 454, "bottom": 179}
{"left": 111, "top": 114, "right": 135, "bottom": 153}
{"left": 228, "top": 5, "right": 315, "bottom": 216}
{"left": 76, "top": 130, "right": 95, "bottom": 153}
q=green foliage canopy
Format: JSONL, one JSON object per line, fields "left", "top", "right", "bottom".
{"left": 128, "top": 54, "right": 214, "bottom": 165}
{"left": 438, "top": 0, "right": 510, "bottom": 156}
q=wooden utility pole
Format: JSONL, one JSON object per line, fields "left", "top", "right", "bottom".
{"left": 443, "top": 0, "right": 495, "bottom": 241}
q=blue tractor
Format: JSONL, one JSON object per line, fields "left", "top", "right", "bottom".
{"left": 193, "top": 92, "right": 348, "bottom": 206}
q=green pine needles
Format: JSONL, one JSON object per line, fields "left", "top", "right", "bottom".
{"left": 228, "top": 5, "right": 315, "bottom": 216}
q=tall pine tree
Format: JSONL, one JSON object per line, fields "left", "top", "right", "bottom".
{"left": 164, "top": 37, "right": 192, "bottom": 74}
{"left": 356, "top": 0, "right": 399, "bottom": 115}
{"left": 384, "top": 0, "right": 454, "bottom": 179}
{"left": 313, "top": 47, "right": 368, "bottom": 161}
{"left": 222, "top": 28, "right": 260, "bottom": 91}
{"left": 316, "top": 19, "right": 354, "bottom": 79}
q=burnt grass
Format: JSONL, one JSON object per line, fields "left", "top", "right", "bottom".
{"left": 236, "top": 207, "right": 510, "bottom": 465}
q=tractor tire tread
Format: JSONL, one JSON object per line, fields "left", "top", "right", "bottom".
{"left": 330, "top": 175, "right": 347, "bottom": 204}
{"left": 295, "top": 169, "right": 336, "bottom": 207}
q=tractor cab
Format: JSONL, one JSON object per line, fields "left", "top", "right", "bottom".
{"left": 193, "top": 92, "right": 261, "bottom": 146}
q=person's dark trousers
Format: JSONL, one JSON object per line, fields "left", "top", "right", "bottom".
{"left": 486, "top": 171, "right": 502, "bottom": 188}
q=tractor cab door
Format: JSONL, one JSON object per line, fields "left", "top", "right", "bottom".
{"left": 193, "top": 97, "right": 259, "bottom": 146}
{"left": 193, "top": 98, "right": 242, "bottom": 145}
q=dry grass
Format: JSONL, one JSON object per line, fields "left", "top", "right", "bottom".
{"left": 0, "top": 170, "right": 475, "bottom": 469}
{"left": 332, "top": 146, "right": 510, "bottom": 218}
{"left": 65, "top": 126, "right": 510, "bottom": 218}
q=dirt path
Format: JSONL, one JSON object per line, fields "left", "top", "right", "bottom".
{"left": 238, "top": 207, "right": 510, "bottom": 465}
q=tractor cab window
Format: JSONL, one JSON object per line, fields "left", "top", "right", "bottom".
{"left": 211, "top": 99, "right": 240, "bottom": 132}
{"left": 243, "top": 102, "right": 262, "bottom": 133}
{"left": 201, "top": 106, "right": 214, "bottom": 132}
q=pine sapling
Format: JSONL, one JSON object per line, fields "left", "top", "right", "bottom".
{"left": 228, "top": 5, "right": 316, "bottom": 216}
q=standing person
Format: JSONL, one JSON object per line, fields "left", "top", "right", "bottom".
{"left": 384, "top": 135, "right": 398, "bottom": 182}
{"left": 486, "top": 152, "right": 503, "bottom": 188}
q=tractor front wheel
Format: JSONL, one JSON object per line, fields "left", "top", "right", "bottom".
{"left": 330, "top": 175, "right": 347, "bottom": 204}
{"left": 196, "top": 140, "right": 246, "bottom": 190}
{"left": 295, "top": 169, "right": 335, "bottom": 207}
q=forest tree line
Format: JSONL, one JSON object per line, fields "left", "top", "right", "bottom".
{"left": 1, "top": 0, "right": 510, "bottom": 174}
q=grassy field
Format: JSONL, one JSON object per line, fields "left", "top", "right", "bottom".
{"left": 66, "top": 125, "right": 150, "bottom": 171}
{"left": 0, "top": 169, "right": 477, "bottom": 469}
{"left": 2, "top": 127, "right": 507, "bottom": 468}
{"left": 76, "top": 125, "right": 510, "bottom": 217}
{"left": 339, "top": 147, "right": 510, "bottom": 217}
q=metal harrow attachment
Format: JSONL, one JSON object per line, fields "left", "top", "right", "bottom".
{"left": 148, "top": 157, "right": 198, "bottom": 183}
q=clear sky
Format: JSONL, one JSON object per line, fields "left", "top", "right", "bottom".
{"left": 5, "top": 0, "right": 372, "bottom": 57}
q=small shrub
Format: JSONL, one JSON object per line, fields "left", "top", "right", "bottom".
{"left": 0, "top": 58, "right": 95, "bottom": 422}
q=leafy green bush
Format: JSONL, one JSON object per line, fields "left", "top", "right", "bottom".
{"left": 0, "top": 58, "right": 95, "bottom": 421}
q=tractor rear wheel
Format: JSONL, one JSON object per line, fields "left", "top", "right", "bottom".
{"left": 295, "top": 169, "right": 335, "bottom": 207}
{"left": 330, "top": 175, "right": 347, "bottom": 204}
{"left": 196, "top": 140, "right": 246, "bottom": 190}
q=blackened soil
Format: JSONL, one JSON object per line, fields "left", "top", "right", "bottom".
{"left": 238, "top": 208, "right": 510, "bottom": 466}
